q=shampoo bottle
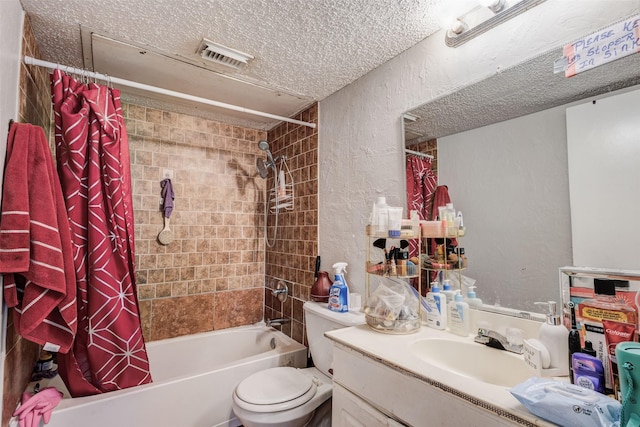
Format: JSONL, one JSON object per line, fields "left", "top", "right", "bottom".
{"left": 328, "top": 262, "right": 349, "bottom": 313}
{"left": 535, "top": 301, "right": 569, "bottom": 376}
{"left": 426, "top": 282, "right": 447, "bottom": 330}
{"left": 448, "top": 291, "right": 470, "bottom": 337}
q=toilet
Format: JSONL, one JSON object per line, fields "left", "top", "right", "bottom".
{"left": 232, "top": 301, "right": 365, "bottom": 427}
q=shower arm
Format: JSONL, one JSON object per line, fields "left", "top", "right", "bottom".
{"left": 265, "top": 155, "right": 286, "bottom": 170}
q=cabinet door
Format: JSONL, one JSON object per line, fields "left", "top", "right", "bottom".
{"left": 332, "top": 383, "right": 406, "bottom": 427}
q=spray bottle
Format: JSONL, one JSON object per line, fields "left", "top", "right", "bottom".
{"left": 328, "top": 262, "right": 350, "bottom": 312}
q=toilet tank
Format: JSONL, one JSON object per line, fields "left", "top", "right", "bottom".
{"left": 303, "top": 301, "right": 365, "bottom": 377}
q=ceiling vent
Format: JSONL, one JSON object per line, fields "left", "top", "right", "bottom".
{"left": 197, "top": 39, "right": 253, "bottom": 69}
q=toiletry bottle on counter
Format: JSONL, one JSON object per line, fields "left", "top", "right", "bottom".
{"left": 426, "top": 282, "right": 447, "bottom": 330}
{"left": 328, "top": 262, "right": 349, "bottom": 313}
{"left": 464, "top": 286, "right": 482, "bottom": 307}
{"left": 535, "top": 301, "right": 569, "bottom": 376}
{"left": 448, "top": 291, "right": 470, "bottom": 337}
{"left": 441, "top": 279, "right": 456, "bottom": 304}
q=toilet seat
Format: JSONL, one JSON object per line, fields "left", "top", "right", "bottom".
{"left": 234, "top": 367, "right": 318, "bottom": 413}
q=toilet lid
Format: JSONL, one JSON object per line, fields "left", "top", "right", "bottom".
{"left": 234, "top": 367, "right": 317, "bottom": 413}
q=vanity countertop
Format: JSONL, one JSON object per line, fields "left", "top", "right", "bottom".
{"left": 326, "top": 324, "right": 558, "bottom": 426}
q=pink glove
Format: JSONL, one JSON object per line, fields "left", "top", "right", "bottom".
{"left": 13, "top": 387, "right": 63, "bottom": 427}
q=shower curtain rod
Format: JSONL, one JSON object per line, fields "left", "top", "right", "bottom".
{"left": 404, "top": 149, "right": 434, "bottom": 160}
{"left": 23, "top": 56, "right": 316, "bottom": 129}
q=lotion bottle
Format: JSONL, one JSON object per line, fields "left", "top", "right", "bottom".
{"left": 535, "top": 301, "right": 569, "bottom": 376}
{"left": 441, "top": 279, "right": 456, "bottom": 325}
{"left": 441, "top": 279, "right": 456, "bottom": 304}
{"left": 448, "top": 291, "right": 470, "bottom": 337}
{"left": 464, "top": 285, "right": 483, "bottom": 307}
{"left": 426, "top": 282, "right": 447, "bottom": 330}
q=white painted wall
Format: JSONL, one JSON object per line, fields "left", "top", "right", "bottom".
{"left": 0, "top": 0, "right": 25, "bottom": 420}
{"left": 318, "top": 1, "right": 640, "bottom": 300}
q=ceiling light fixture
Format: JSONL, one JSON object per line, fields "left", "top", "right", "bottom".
{"left": 479, "top": 0, "right": 506, "bottom": 13}
{"left": 449, "top": 19, "right": 467, "bottom": 36}
{"left": 443, "top": 0, "right": 547, "bottom": 47}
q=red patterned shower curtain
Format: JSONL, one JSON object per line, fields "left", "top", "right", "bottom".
{"left": 405, "top": 155, "right": 437, "bottom": 258}
{"left": 51, "top": 69, "right": 151, "bottom": 396}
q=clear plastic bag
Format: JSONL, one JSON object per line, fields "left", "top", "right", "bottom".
{"left": 364, "top": 279, "right": 420, "bottom": 333}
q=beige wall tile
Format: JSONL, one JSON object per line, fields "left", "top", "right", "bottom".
{"left": 150, "top": 295, "right": 215, "bottom": 340}
{"left": 214, "top": 289, "right": 263, "bottom": 329}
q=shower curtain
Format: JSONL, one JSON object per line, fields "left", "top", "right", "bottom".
{"left": 51, "top": 69, "right": 151, "bottom": 396}
{"left": 405, "top": 154, "right": 437, "bottom": 258}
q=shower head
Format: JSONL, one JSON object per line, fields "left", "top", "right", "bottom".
{"left": 258, "top": 140, "right": 270, "bottom": 152}
{"left": 256, "top": 158, "right": 270, "bottom": 178}
{"left": 256, "top": 140, "right": 275, "bottom": 178}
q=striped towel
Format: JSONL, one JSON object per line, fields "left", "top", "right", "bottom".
{"left": 0, "top": 122, "right": 77, "bottom": 353}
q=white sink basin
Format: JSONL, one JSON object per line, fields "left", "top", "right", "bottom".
{"left": 410, "top": 338, "right": 532, "bottom": 387}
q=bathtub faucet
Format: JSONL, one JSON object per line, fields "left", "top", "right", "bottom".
{"left": 266, "top": 318, "right": 290, "bottom": 327}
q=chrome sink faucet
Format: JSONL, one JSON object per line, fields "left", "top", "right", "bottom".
{"left": 474, "top": 327, "right": 524, "bottom": 354}
{"left": 266, "top": 317, "right": 290, "bottom": 327}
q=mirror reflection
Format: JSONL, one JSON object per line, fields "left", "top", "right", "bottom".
{"left": 403, "top": 45, "right": 640, "bottom": 313}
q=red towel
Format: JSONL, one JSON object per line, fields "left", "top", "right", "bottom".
{"left": 0, "top": 122, "right": 77, "bottom": 353}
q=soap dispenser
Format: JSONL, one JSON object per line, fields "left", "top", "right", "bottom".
{"left": 535, "top": 301, "right": 569, "bottom": 376}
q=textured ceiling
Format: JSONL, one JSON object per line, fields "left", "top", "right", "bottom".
{"left": 404, "top": 47, "right": 640, "bottom": 143}
{"left": 20, "top": 0, "right": 446, "bottom": 128}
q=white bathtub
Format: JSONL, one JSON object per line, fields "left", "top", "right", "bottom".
{"left": 40, "top": 324, "right": 308, "bottom": 427}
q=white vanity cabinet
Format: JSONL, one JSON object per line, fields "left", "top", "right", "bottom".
{"left": 330, "top": 344, "right": 529, "bottom": 427}
{"left": 332, "top": 383, "right": 405, "bottom": 427}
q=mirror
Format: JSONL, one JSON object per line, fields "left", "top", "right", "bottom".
{"left": 403, "top": 45, "right": 640, "bottom": 314}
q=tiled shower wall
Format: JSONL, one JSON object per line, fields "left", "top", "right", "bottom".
{"left": 2, "top": 16, "right": 52, "bottom": 427}
{"left": 124, "top": 103, "right": 320, "bottom": 344}
{"left": 125, "top": 105, "right": 270, "bottom": 341}
{"left": 263, "top": 105, "right": 319, "bottom": 345}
